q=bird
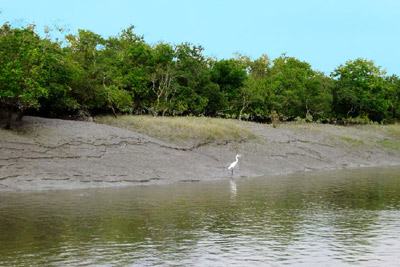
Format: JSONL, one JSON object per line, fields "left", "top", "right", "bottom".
{"left": 228, "top": 154, "right": 241, "bottom": 175}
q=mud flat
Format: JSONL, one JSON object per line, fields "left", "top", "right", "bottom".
{"left": 1, "top": 116, "right": 399, "bottom": 191}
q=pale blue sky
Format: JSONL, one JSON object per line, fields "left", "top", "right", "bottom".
{"left": 1, "top": 0, "right": 399, "bottom": 75}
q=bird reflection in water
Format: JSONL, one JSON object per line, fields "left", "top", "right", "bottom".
{"left": 230, "top": 178, "right": 237, "bottom": 199}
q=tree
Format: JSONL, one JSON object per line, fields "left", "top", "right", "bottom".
{"left": 1, "top": 23, "right": 398, "bottom": 125}
{"left": 64, "top": 29, "right": 108, "bottom": 112}
{"left": 236, "top": 54, "right": 270, "bottom": 120}
{"left": 150, "top": 42, "right": 177, "bottom": 116}
{"left": 332, "top": 58, "right": 388, "bottom": 121}
{"left": 196, "top": 68, "right": 224, "bottom": 116}
{"left": 210, "top": 59, "right": 247, "bottom": 115}
{"left": 109, "top": 26, "right": 152, "bottom": 113}
{"left": 266, "top": 55, "right": 314, "bottom": 119}
{"left": 304, "top": 72, "right": 333, "bottom": 120}
{"left": 172, "top": 43, "right": 209, "bottom": 115}
{"left": 384, "top": 75, "right": 400, "bottom": 122}
{"left": 0, "top": 23, "right": 69, "bottom": 128}
{"left": 248, "top": 54, "right": 270, "bottom": 80}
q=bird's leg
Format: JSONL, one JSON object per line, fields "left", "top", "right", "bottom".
{"left": 231, "top": 169, "right": 233, "bottom": 175}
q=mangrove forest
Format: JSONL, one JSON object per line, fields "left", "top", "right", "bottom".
{"left": 1, "top": 23, "right": 400, "bottom": 128}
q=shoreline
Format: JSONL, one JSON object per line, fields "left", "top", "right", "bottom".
{"left": 1, "top": 116, "right": 399, "bottom": 192}
{"left": 3, "top": 164, "right": 400, "bottom": 194}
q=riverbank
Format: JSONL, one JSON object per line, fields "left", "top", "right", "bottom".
{"left": 1, "top": 116, "right": 399, "bottom": 191}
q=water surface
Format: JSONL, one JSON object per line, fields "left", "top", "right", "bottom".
{"left": 1, "top": 167, "right": 400, "bottom": 266}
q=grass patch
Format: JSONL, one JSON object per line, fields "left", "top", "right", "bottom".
{"left": 95, "top": 115, "right": 257, "bottom": 145}
{"left": 339, "top": 135, "right": 366, "bottom": 146}
{"left": 385, "top": 125, "right": 400, "bottom": 139}
{"left": 377, "top": 140, "right": 400, "bottom": 151}
{"left": 375, "top": 125, "right": 400, "bottom": 151}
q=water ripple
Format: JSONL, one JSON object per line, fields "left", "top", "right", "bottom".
{"left": 1, "top": 167, "right": 400, "bottom": 266}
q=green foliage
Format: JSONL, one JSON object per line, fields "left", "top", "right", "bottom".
{"left": 197, "top": 72, "right": 225, "bottom": 116}
{"left": 0, "top": 24, "right": 399, "bottom": 125}
{"left": 234, "top": 54, "right": 271, "bottom": 120}
{"left": 149, "top": 42, "right": 177, "bottom": 115}
{"left": 266, "top": 55, "right": 332, "bottom": 120}
{"left": 343, "top": 115, "right": 372, "bottom": 125}
{"left": 0, "top": 23, "right": 75, "bottom": 127}
{"left": 332, "top": 58, "right": 389, "bottom": 122}
{"left": 211, "top": 59, "right": 247, "bottom": 114}
{"left": 385, "top": 75, "right": 400, "bottom": 122}
{"left": 0, "top": 24, "right": 53, "bottom": 109}
{"left": 64, "top": 29, "right": 107, "bottom": 110}
{"left": 172, "top": 43, "right": 209, "bottom": 115}
{"left": 305, "top": 71, "right": 334, "bottom": 120}
{"left": 116, "top": 28, "right": 152, "bottom": 112}
{"left": 107, "top": 85, "right": 134, "bottom": 113}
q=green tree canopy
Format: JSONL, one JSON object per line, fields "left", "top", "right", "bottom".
{"left": 210, "top": 59, "right": 247, "bottom": 115}
{"left": 266, "top": 55, "right": 313, "bottom": 119}
{"left": 332, "top": 58, "right": 389, "bottom": 121}
{"left": 1, "top": 23, "right": 398, "bottom": 125}
{"left": 0, "top": 23, "right": 71, "bottom": 128}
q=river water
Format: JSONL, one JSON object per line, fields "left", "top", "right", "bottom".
{"left": 1, "top": 167, "right": 400, "bottom": 266}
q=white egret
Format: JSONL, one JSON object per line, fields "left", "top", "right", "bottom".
{"left": 228, "top": 154, "right": 241, "bottom": 175}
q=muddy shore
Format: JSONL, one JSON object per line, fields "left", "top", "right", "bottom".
{"left": 1, "top": 116, "right": 399, "bottom": 191}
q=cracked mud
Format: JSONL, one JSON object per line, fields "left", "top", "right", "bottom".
{"left": 0, "top": 116, "right": 399, "bottom": 191}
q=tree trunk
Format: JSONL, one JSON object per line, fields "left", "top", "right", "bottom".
{"left": 103, "top": 75, "right": 117, "bottom": 118}
{"left": 4, "top": 107, "right": 13, "bottom": 129}
{"left": 239, "top": 95, "right": 248, "bottom": 121}
{"left": 16, "top": 109, "right": 24, "bottom": 122}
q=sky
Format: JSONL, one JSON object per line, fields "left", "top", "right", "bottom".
{"left": 1, "top": 0, "right": 400, "bottom": 75}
